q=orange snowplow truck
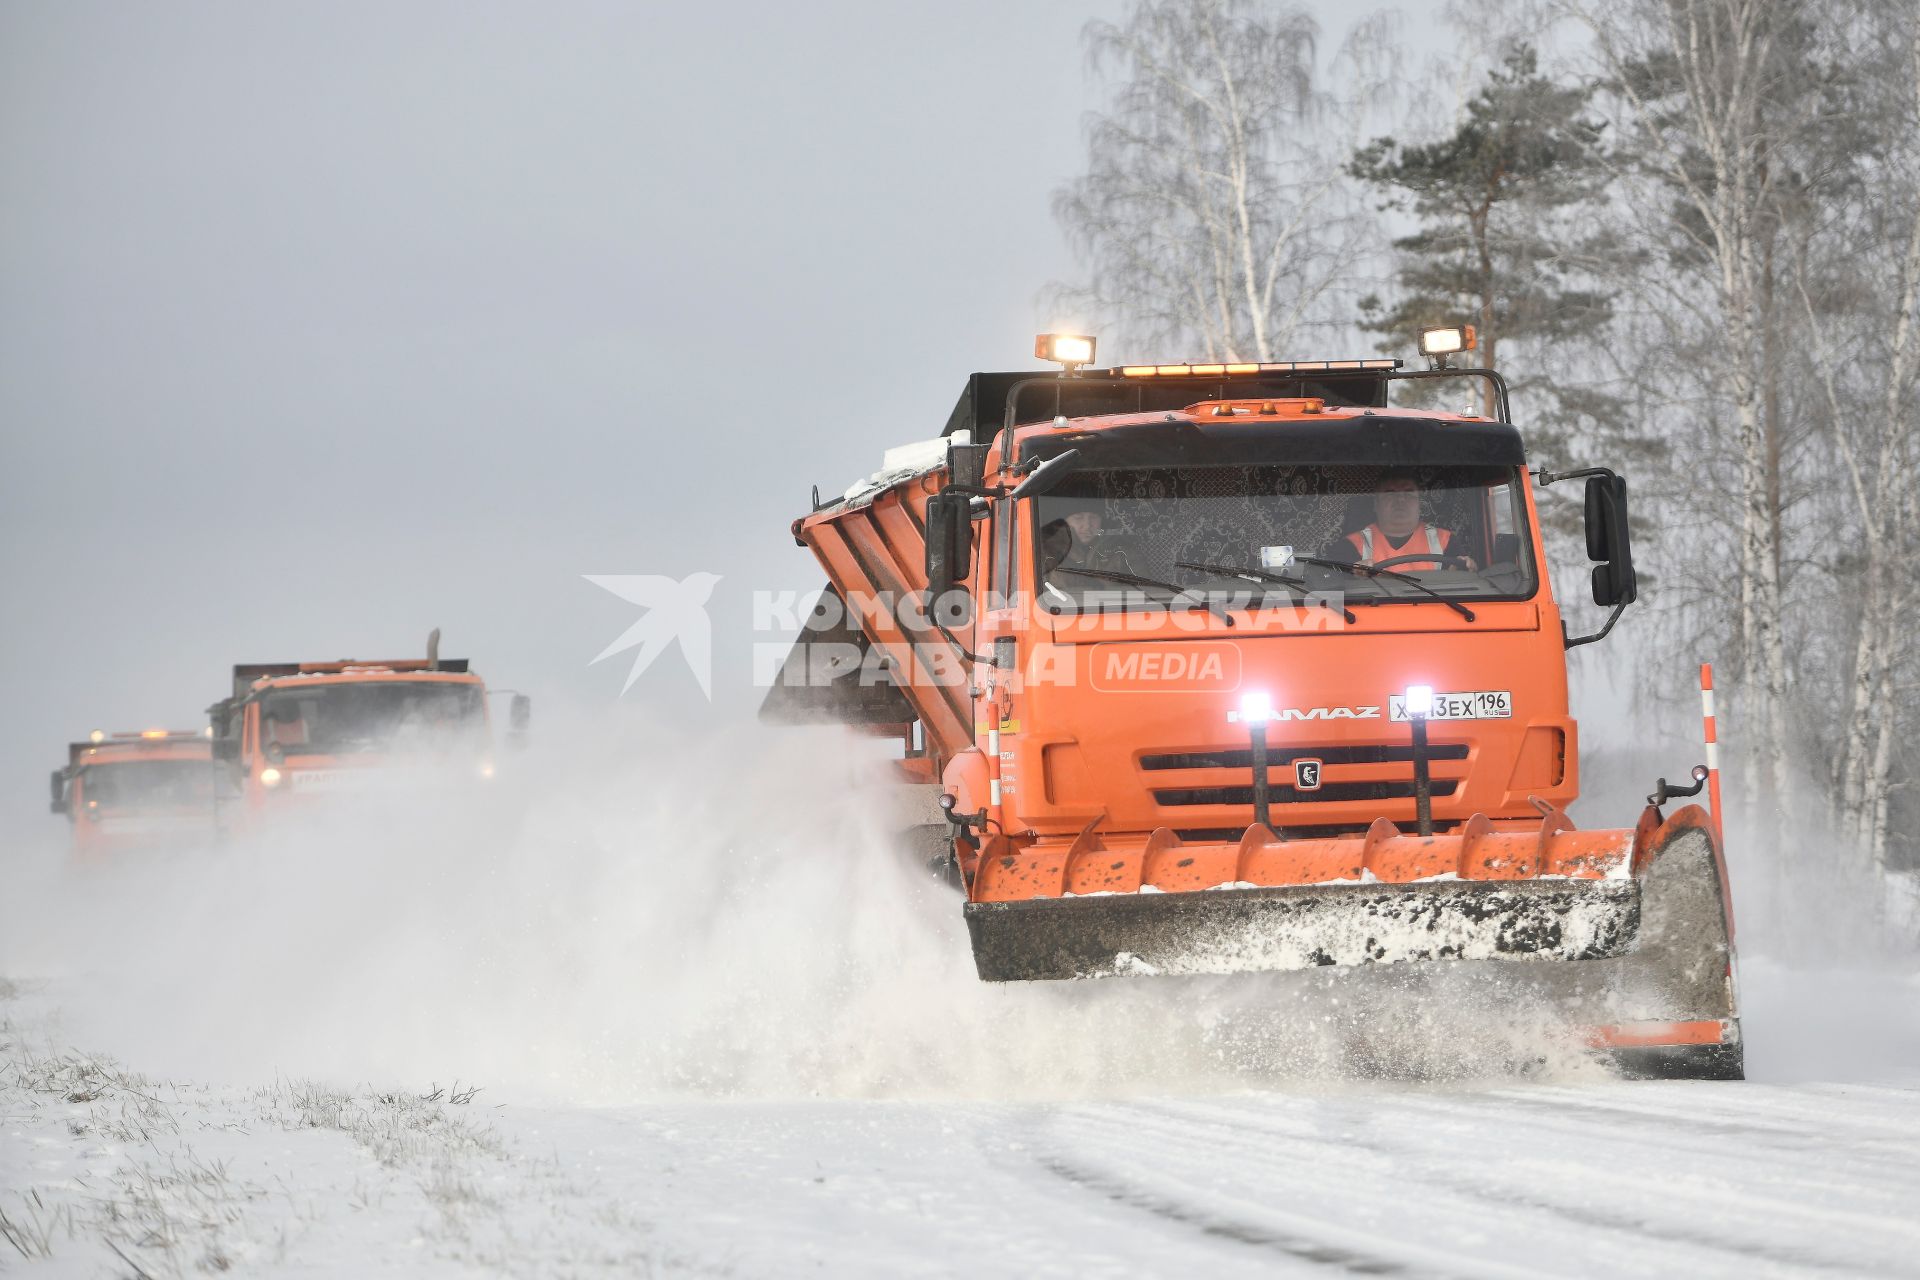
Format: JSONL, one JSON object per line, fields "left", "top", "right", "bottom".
{"left": 207, "top": 632, "right": 526, "bottom": 814}
{"left": 50, "top": 730, "right": 215, "bottom": 857}
{"left": 763, "top": 330, "right": 1741, "bottom": 1080}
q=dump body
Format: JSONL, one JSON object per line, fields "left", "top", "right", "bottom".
{"left": 768, "top": 361, "right": 1741, "bottom": 1077}
{"left": 208, "top": 659, "right": 494, "bottom": 818}
{"left": 52, "top": 732, "right": 215, "bottom": 857}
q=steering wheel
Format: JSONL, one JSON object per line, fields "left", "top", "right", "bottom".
{"left": 1366, "top": 552, "right": 1478, "bottom": 571}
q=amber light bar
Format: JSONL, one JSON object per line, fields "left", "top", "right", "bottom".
{"left": 1119, "top": 358, "right": 1401, "bottom": 377}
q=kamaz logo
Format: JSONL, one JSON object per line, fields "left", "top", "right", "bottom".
{"left": 1274, "top": 705, "right": 1381, "bottom": 720}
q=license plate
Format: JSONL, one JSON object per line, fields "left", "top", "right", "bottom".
{"left": 289, "top": 769, "right": 380, "bottom": 793}
{"left": 1388, "top": 689, "right": 1512, "bottom": 721}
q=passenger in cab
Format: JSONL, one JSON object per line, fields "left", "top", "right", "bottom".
{"left": 1041, "top": 507, "right": 1139, "bottom": 578}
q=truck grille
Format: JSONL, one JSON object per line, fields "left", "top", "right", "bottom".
{"left": 1151, "top": 780, "right": 1460, "bottom": 807}
{"left": 1141, "top": 744, "right": 1470, "bottom": 771}
{"left": 1141, "top": 741, "right": 1468, "bottom": 809}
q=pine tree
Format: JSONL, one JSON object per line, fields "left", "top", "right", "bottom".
{"left": 1350, "top": 46, "right": 1615, "bottom": 419}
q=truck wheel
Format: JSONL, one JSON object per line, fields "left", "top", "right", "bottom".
{"left": 903, "top": 822, "right": 963, "bottom": 891}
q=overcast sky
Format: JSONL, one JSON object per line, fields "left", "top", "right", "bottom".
{"left": 1, "top": 1, "right": 1458, "bottom": 834}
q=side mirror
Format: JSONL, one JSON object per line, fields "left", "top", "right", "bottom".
{"left": 948, "top": 442, "right": 989, "bottom": 492}
{"left": 212, "top": 736, "right": 241, "bottom": 764}
{"left": 49, "top": 770, "right": 68, "bottom": 815}
{"left": 508, "top": 694, "right": 531, "bottom": 749}
{"left": 924, "top": 490, "right": 974, "bottom": 602}
{"left": 1584, "top": 474, "right": 1637, "bottom": 606}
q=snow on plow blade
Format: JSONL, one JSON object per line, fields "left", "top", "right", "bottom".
{"left": 965, "top": 877, "right": 1640, "bottom": 981}
{"left": 962, "top": 806, "right": 1736, "bottom": 1020}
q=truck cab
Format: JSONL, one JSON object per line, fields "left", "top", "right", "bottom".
{"left": 51, "top": 730, "right": 216, "bottom": 858}
{"left": 956, "top": 397, "right": 1576, "bottom": 864}
{"left": 208, "top": 657, "right": 507, "bottom": 816}
{"left": 774, "top": 351, "right": 1632, "bottom": 877}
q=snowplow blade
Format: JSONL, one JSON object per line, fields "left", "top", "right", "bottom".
{"left": 964, "top": 805, "right": 1741, "bottom": 1077}
{"left": 963, "top": 810, "right": 1643, "bottom": 981}
{"left": 965, "top": 878, "right": 1640, "bottom": 981}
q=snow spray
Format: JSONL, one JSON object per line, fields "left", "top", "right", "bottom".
{"left": 4, "top": 712, "right": 1606, "bottom": 1102}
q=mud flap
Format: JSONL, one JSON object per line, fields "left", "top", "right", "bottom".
{"left": 965, "top": 877, "right": 1642, "bottom": 982}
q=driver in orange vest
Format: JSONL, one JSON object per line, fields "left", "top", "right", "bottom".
{"left": 1339, "top": 473, "right": 1476, "bottom": 571}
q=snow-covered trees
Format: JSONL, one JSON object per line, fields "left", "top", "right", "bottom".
{"left": 1576, "top": 0, "right": 1815, "bottom": 833}
{"left": 1051, "top": 0, "right": 1920, "bottom": 889}
{"left": 1578, "top": 0, "right": 1920, "bottom": 878}
{"left": 1781, "top": 9, "right": 1920, "bottom": 875}
{"left": 1049, "top": 0, "right": 1374, "bottom": 361}
{"left": 1350, "top": 45, "right": 1614, "bottom": 419}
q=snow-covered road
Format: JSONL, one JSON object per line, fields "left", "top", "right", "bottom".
{"left": 7, "top": 963, "right": 1920, "bottom": 1279}
{"left": 506, "top": 1079, "right": 1920, "bottom": 1278}
{"left": 6, "top": 748, "right": 1919, "bottom": 1276}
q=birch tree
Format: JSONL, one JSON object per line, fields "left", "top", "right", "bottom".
{"left": 1050, "top": 0, "right": 1379, "bottom": 361}
{"left": 1790, "top": 9, "right": 1920, "bottom": 875}
{"left": 1574, "top": 0, "right": 1814, "bottom": 815}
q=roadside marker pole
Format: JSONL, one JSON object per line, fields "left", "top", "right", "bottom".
{"left": 1701, "top": 663, "right": 1723, "bottom": 843}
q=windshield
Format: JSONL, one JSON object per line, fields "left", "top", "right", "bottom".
{"left": 81, "top": 760, "right": 214, "bottom": 812}
{"left": 1034, "top": 463, "right": 1536, "bottom": 609}
{"left": 257, "top": 681, "right": 487, "bottom": 757}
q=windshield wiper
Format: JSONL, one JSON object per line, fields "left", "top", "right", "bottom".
{"left": 1292, "top": 555, "right": 1476, "bottom": 622}
{"left": 1051, "top": 566, "right": 1236, "bottom": 626}
{"left": 1175, "top": 561, "right": 1356, "bottom": 623}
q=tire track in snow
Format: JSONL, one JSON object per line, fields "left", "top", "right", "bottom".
{"left": 1390, "top": 1086, "right": 1920, "bottom": 1224}
{"left": 1003, "top": 1104, "right": 1557, "bottom": 1279}
{"left": 1037, "top": 1101, "right": 1715, "bottom": 1277}
{"left": 1034, "top": 1152, "right": 1412, "bottom": 1276}
{"left": 1145, "top": 1091, "right": 1920, "bottom": 1273}
{"left": 1014, "top": 1092, "right": 1917, "bottom": 1278}
{"left": 1493, "top": 1080, "right": 1920, "bottom": 1144}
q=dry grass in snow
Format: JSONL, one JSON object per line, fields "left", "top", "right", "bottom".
{"left": 1, "top": 981, "right": 670, "bottom": 1276}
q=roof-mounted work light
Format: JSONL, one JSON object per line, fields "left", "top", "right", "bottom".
{"left": 1419, "top": 326, "right": 1476, "bottom": 370}
{"left": 1035, "top": 333, "right": 1097, "bottom": 372}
